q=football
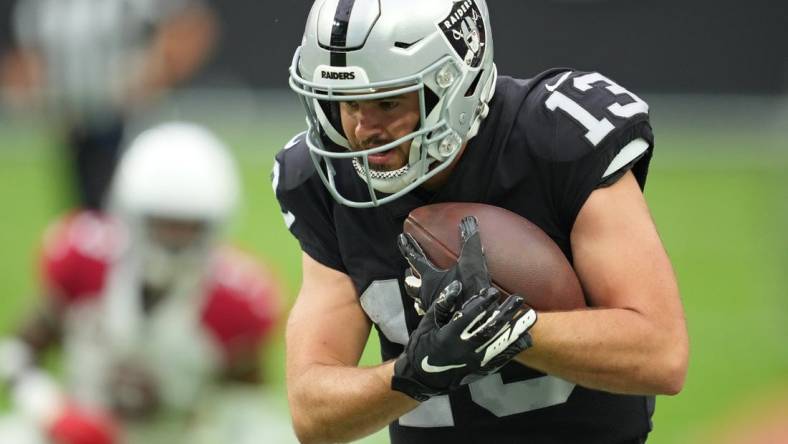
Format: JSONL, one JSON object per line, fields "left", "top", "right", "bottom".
{"left": 403, "top": 203, "right": 586, "bottom": 311}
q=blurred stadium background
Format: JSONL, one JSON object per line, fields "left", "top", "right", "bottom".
{"left": 1, "top": 1, "right": 786, "bottom": 443}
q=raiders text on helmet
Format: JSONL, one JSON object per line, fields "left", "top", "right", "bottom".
{"left": 290, "top": 0, "right": 497, "bottom": 207}
{"left": 321, "top": 70, "right": 356, "bottom": 80}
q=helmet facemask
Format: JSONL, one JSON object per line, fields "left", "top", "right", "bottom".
{"left": 137, "top": 216, "right": 214, "bottom": 291}
{"left": 292, "top": 54, "right": 475, "bottom": 207}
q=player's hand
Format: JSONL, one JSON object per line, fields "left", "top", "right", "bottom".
{"left": 391, "top": 282, "right": 536, "bottom": 401}
{"left": 398, "top": 216, "right": 491, "bottom": 315}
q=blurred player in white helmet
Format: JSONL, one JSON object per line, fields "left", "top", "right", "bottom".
{"left": 0, "top": 122, "right": 292, "bottom": 444}
{"left": 0, "top": 0, "right": 217, "bottom": 209}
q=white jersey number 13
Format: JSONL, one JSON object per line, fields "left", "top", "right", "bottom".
{"left": 544, "top": 71, "right": 648, "bottom": 146}
{"left": 359, "top": 280, "right": 575, "bottom": 428}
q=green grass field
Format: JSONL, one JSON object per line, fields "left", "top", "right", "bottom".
{"left": 0, "top": 117, "right": 785, "bottom": 443}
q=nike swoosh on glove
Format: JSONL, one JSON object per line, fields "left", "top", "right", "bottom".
{"left": 391, "top": 282, "right": 536, "bottom": 401}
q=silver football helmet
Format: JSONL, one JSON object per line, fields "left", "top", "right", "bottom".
{"left": 290, "top": 0, "right": 497, "bottom": 207}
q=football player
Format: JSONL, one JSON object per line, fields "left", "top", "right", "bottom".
{"left": 0, "top": 122, "right": 288, "bottom": 444}
{"left": 0, "top": 0, "right": 217, "bottom": 209}
{"left": 275, "top": 0, "right": 689, "bottom": 443}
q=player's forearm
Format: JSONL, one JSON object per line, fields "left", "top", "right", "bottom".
{"left": 288, "top": 360, "right": 419, "bottom": 444}
{"left": 515, "top": 309, "right": 688, "bottom": 395}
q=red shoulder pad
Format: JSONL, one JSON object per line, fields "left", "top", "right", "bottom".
{"left": 200, "top": 248, "right": 283, "bottom": 365}
{"left": 39, "top": 211, "right": 122, "bottom": 305}
{"left": 47, "top": 402, "right": 120, "bottom": 444}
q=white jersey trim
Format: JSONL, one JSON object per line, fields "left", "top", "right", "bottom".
{"left": 602, "top": 138, "right": 649, "bottom": 179}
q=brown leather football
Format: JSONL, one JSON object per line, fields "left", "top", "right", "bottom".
{"left": 403, "top": 202, "right": 586, "bottom": 311}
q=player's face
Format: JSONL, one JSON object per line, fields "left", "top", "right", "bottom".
{"left": 339, "top": 91, "right": 420, "bottom": 172}
{"left": 141, "top": 217, "right": 209, "bottom": 289}
{"left": 146, "top": 217, "right": 206, "bottom": 252}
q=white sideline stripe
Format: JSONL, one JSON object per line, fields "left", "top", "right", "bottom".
{"left": 603, "top": 138, "right": 649, "bottom": 179}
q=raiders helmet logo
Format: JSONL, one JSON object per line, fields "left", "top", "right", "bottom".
{"left": 437, "top": 0, "right": 486, "bottom": 68}
{"left": 321, "top": 70, "right": 356, "bottom": 80}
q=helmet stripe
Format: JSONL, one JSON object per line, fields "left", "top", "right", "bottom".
{"left": 331, "top": 51, "right": 347, "bottom": 67}
{"left": 330, "top": 0, "right": 356, "bottom": 66}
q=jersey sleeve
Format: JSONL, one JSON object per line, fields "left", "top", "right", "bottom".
{"left": 271, "top": 133, "right": 347, "bottom": 272}
{"left": 38, "top": 212, "right": 116, "bottom": 305}
{"left": 201, "top": 249, "right": 282, "bottom": 368}
{"left": 522, "top": 69, "right": 655, "bottom": 228}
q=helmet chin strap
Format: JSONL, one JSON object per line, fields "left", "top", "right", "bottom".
{"left": 467, "top": 64, "right": 498, "bottom": 141}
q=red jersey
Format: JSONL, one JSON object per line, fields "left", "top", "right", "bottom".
{"left": 39, "top": 211, "right": 281, "bottom": 368}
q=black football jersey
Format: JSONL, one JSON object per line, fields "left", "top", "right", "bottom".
{"left": 273, "top": 68, "right": 655, "bottom": 444}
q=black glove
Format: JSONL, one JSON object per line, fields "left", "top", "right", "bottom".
{"left": 398, "top": 216, "right": 491, "bottom": 315}
{"left": 391, "top": 282, "right": 537, "bottom": 401}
